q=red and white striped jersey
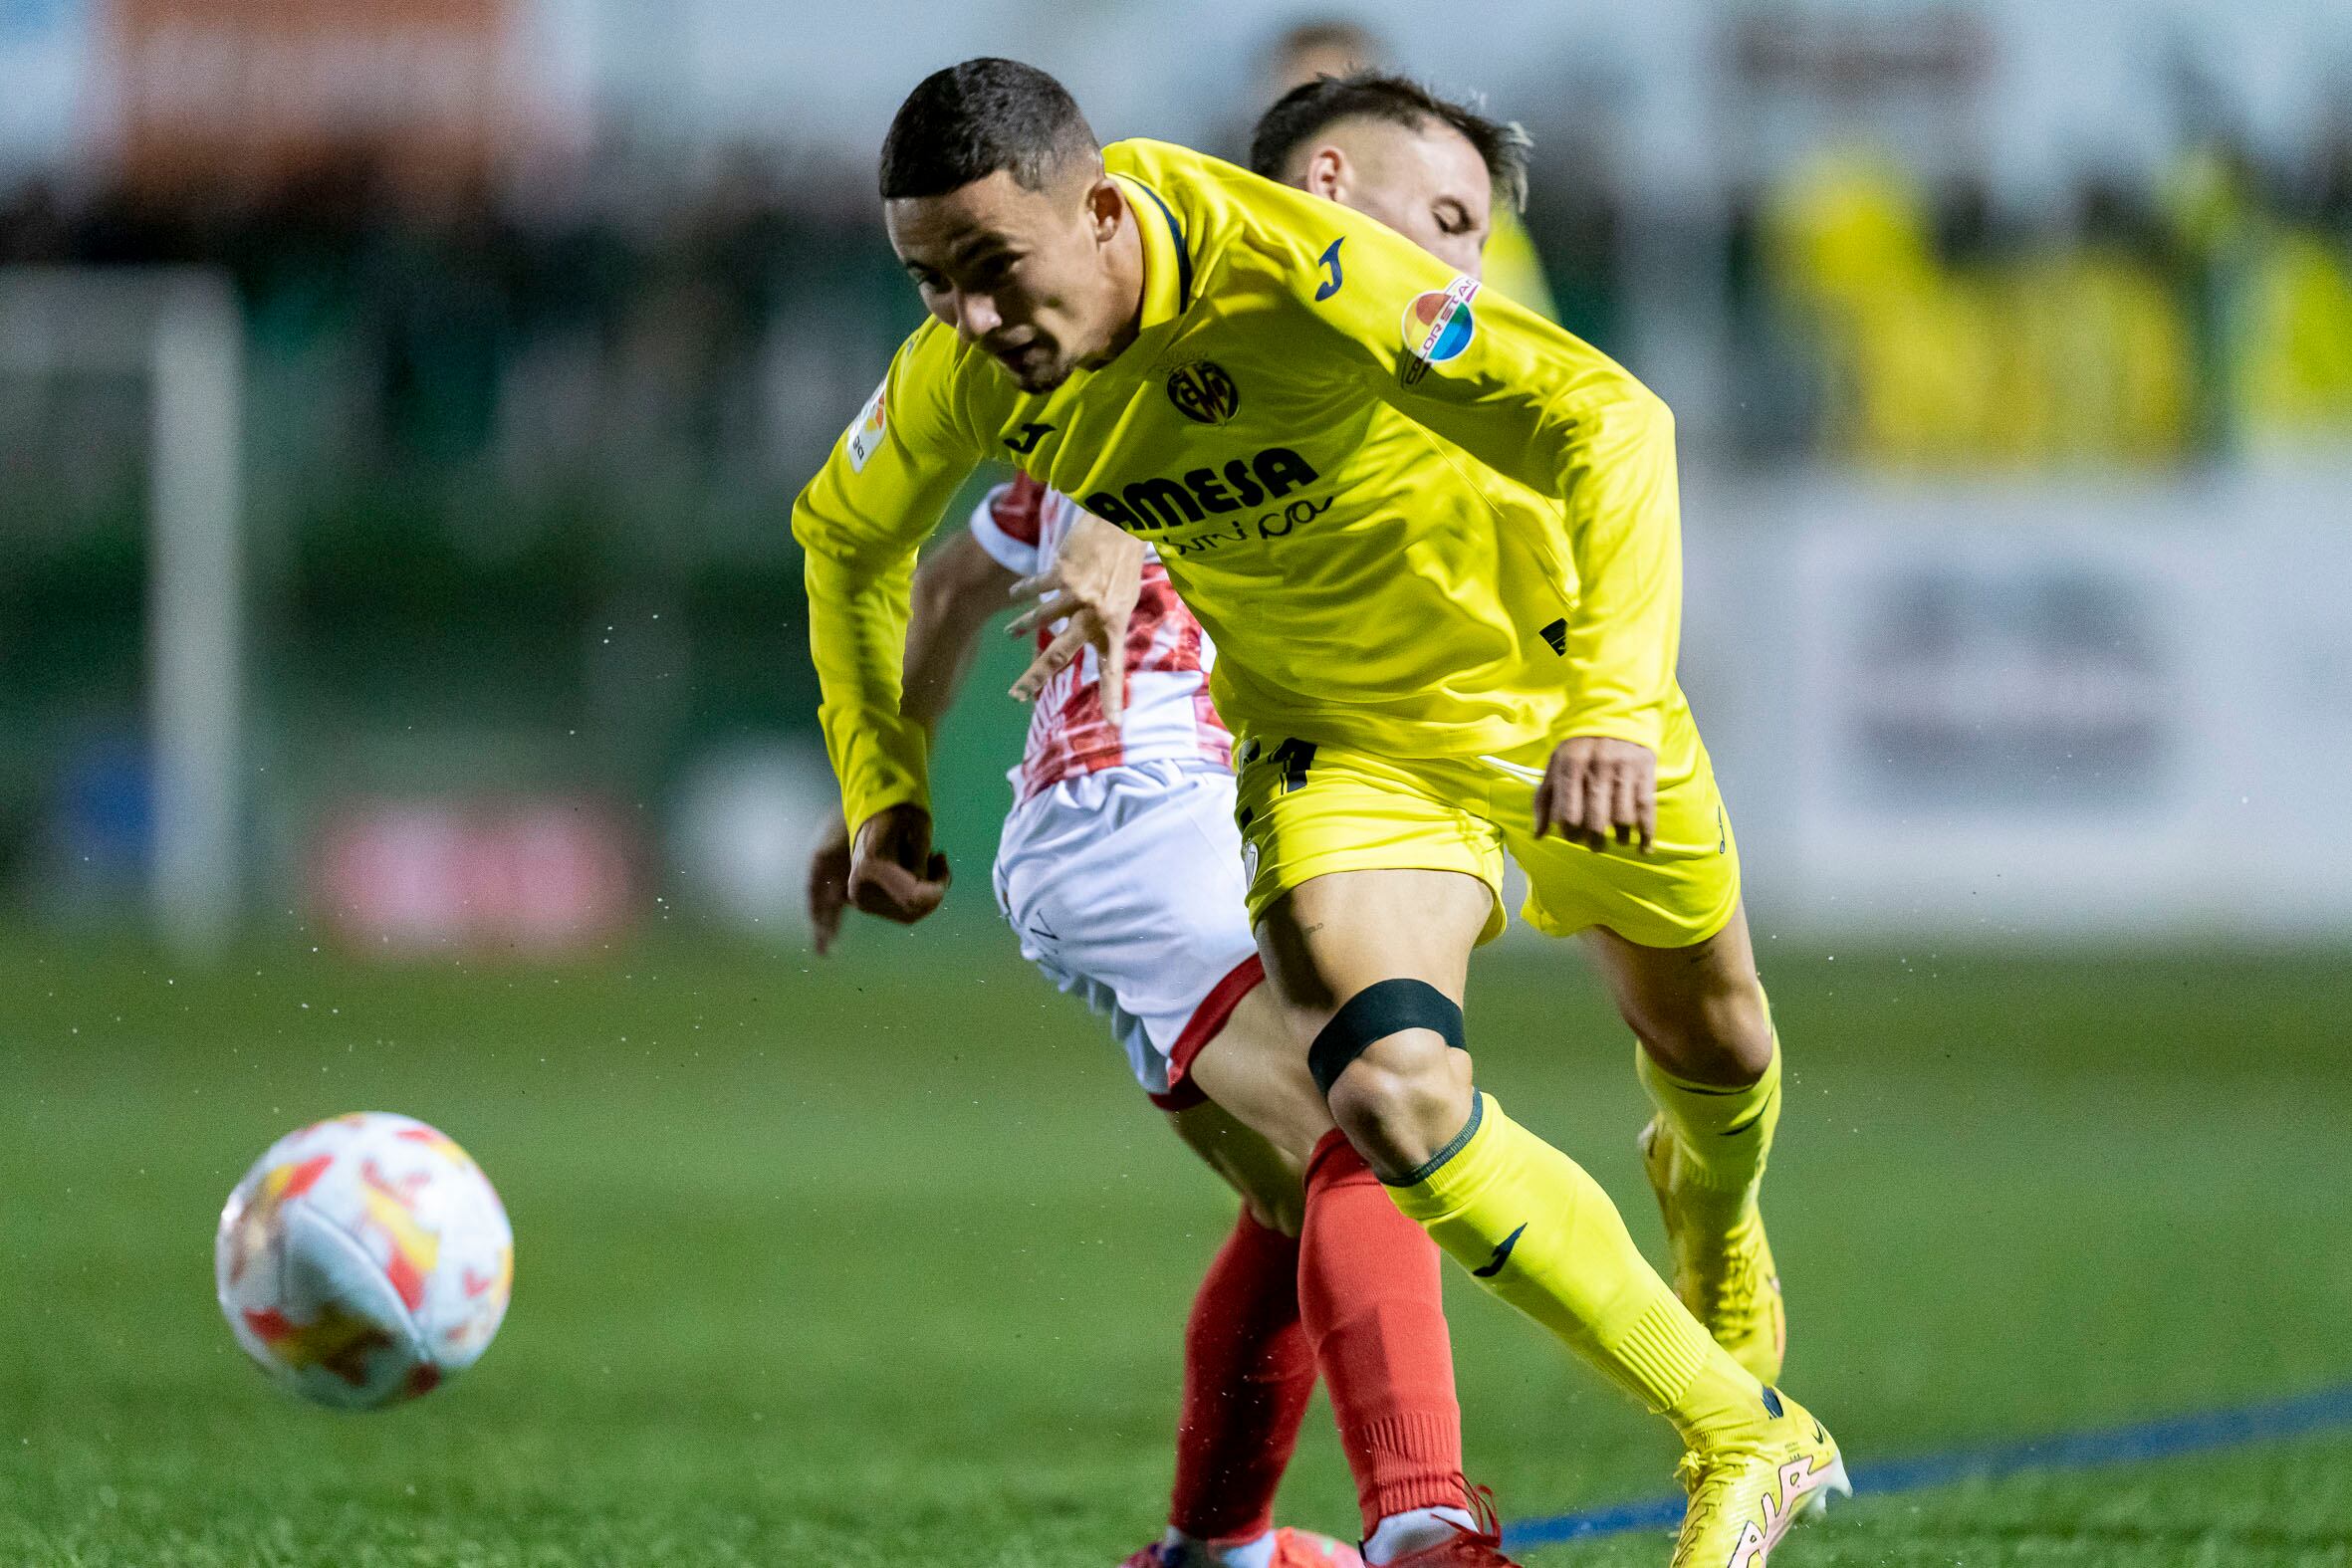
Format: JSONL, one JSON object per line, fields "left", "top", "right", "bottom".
{"left": 967, "top": 474, "right": 1232, "bottom": 802}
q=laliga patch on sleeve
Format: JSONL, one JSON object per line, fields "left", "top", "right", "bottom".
{"left": 1398, "top": 276, "right": 1480, "bottom": 387}
{"left": 845, "top": 381, "right": 888, "bottom": 472}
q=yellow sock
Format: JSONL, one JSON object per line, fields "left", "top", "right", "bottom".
{"left": 1387, "top": 1092, "right": 1764, "bottom": 1443}
{"left": 1636, "top": 1034, "right": 1781, "bottom": 1203}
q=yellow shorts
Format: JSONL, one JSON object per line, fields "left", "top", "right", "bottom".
{"left": 1232, "top": 705, "right": 1741, "bottom": 950}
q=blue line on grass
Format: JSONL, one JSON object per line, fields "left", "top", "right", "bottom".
{"left": 1503, "top": 1380, "right": 2352, "bottom": 1551}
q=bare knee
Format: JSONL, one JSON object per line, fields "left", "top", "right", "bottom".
{"left": 1324, "top": 1032, "right": 1477, "bottom": 1181}
{"left": 1629, "top": 982, "right": 1775, "bottom": 1084}
{"left": 1592, "top": 911, "right": 1778, "bottom": 1085}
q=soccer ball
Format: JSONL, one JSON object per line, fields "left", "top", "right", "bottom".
{"left": 215, "top": 1112, "right": 513, "bottom": 1411}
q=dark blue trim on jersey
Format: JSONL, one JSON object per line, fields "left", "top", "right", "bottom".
{"left": 1501, "top": 1380, "right": 2352, "bottom": 1550}
{"left": 1133, "top": 182, "right": 1193, "bottom": 315}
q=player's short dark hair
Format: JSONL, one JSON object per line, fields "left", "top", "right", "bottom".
{"left": 879, "top": 58, "right": 1099, "bottom": 201}
{"left": 1249, "top": 71, "right": 1532, "bottom": 214}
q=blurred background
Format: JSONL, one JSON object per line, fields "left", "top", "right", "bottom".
{"left": 4, "top": 0, "right": 2351, "bottom": 960}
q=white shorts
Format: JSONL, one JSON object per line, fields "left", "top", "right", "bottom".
{"left": 992, "top": 760, "right": 1264, "bottom": 1109}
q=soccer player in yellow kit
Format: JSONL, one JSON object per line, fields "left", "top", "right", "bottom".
{"left": 795, "top": 59, "right": 1847, "bottom": 1566}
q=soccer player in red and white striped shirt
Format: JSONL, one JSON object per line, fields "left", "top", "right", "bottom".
{"left": 977, "top": 473, "right": 1231, "bottom": 802}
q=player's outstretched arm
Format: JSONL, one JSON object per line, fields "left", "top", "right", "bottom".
{"left": 809, "top": 529, "right": 1015, "bottom": 954}
{"left": 794, "top": 326, "right": 987, "bottom": 826}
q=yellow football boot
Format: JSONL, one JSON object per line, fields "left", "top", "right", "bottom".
{"left": 1641, "top": 1117, "right": 1786, "bottom": 1385}
{"left": 1671, "top": 1386, "right": 1848, "bottom": 1568}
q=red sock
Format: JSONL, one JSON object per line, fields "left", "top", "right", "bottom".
{"left": 1299, "top": 1129, "right": 1466, "bottom": 1537}
{"left": 1168, "top": 1208, "right": 1315, "bottom": 1542}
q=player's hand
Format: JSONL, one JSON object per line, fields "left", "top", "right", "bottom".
{"left": 1534, "top": 736, "right": 1657, "bottom": 853}
{"left": 1006, "top": 511, "right": 1143, "bottom": 723}
{"left": 846, "top": 803, "right": 952, "bottom": 925}
{"left": 806, "top": 812, "right": 854, "bottom": 956}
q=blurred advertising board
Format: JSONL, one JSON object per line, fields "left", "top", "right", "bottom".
{"left": 95, "top": 0, "right": 528, "bottom": 196}
{"left": 309, "top": 797, "right": 636, "bottom": 955}
{"left": 1680, "top": 470, "right": 2352, "bottom": 939}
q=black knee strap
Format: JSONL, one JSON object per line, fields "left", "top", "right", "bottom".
{"left": 1308, "top": 979, "right": 1466, "bottom": 1096}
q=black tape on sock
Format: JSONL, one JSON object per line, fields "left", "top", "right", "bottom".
{"left": 1307, "top": 978, "right": 1466, "bottom": 1096}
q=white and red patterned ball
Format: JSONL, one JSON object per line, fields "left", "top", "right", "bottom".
{"left": 215, "top": 1112, "right": 513, "bottom": 1411}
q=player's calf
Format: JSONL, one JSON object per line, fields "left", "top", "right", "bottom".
{"left": 1641, "top": 1115, "right": 1786, "bottom": 1386}
{"left": 1591, "top": 916, "right": 1789, "bottom": 1379}
{"left": 1636, "top": 1030, "right": 1786, "bottom": 1384}
{"left": 1161, "top": 1208, "right": 1315, "bottom": 1554}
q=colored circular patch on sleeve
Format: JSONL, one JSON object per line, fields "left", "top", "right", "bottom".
{"left": 1401, "top": 284, "right": 1479, "bottom": 366}
{"left": 1398, "top": 278, "right": 1482, "bottom": 385}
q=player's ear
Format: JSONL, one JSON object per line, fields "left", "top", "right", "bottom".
{"left": 1299, "top": 145, "right": 1348, "bottom": 204}
{"left": 1083, "top": 171, "right": 1123, "bottom": 240}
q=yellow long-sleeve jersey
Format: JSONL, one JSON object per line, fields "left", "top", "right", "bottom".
{"left": 794, "top": 137, "right": 1686, "bottom": 832}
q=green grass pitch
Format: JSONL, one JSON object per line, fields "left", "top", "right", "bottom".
{"left": 3, "top": 931, "right": 2348, "bottom": 1566}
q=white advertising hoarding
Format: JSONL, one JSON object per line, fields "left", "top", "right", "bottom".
{"left": 1678, "top": 469, "right": 2352, "bottom": 939}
